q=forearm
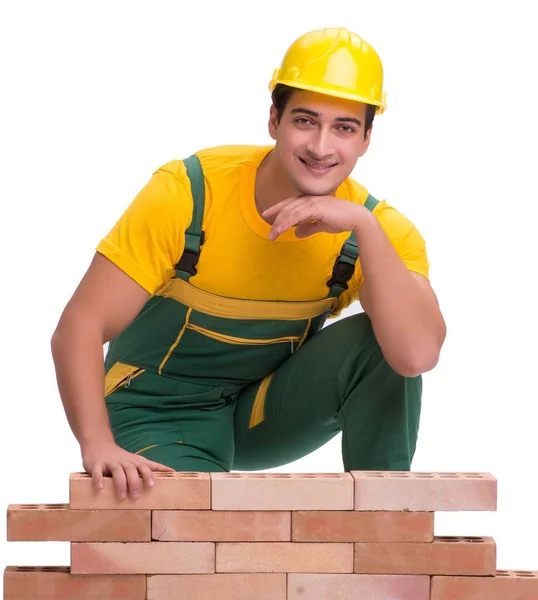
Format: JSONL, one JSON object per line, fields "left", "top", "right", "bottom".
{"left": 353, "top": 211, "right": 446, "bottom": 376}
{"left": 51, "top": 315, "right": 115, "bottom": 450}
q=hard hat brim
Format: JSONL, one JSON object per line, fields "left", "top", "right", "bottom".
{"left": 269, "top": 78, "right": 386, "bottom": 115}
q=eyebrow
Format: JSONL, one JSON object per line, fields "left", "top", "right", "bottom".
{"left": 291, "top": 107, "right": 362, "bottom": 127}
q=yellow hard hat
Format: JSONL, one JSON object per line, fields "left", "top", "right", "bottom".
{"left": 269, "top": 27, "right": 387, "bottom": 114}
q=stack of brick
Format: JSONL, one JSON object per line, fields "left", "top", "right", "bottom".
{"left": 4, "top": 471, "right": 538, "bottom": 599}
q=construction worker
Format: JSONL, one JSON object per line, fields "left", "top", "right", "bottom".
{"left": 51, "top": 27, "right": 446, "bottom": 500}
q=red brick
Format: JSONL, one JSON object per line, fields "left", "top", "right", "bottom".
{"left": 3, "top": 566, "right": 145, "bottom": 600}
{"left": 69, "top": 472, "right": 210, "bottom": 510}
{"left": 216, "top": 542, "right": 353, "bottom": 573}
{"left": 431, "top": 571, "right": 538, "bottom": 599}
{"left": 7, "top": 504, "right": 150, "bottom": 542}
{"left": 288, "top": 573, "right": 431, "bottom": 600}
{"left": 147, "top": 574, "right": 286, "bottom": 599}
{"left": 211, "top": 473, "right": 353, "bottom": 510}
{"left": 354, "top": 536, "right": 496, "bottom": 575}
{"left": 71, "top": 542, "right": 214, "bottom": 575}
{"left": 352, "top": 471, "right": 497, "bottom": 511}
{"left": 153, "top": 510, "right": 291, "bottom": 541}
{"left": 292, "top": 510, "right": 434, "bottom": 542}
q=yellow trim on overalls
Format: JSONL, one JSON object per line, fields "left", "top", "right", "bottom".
{"left": 249, "top": 373, "right": 275, "bottom": 429}
{"left": 156, "top": 277, "right": 337, "bottom": 320}
{"left": 186, "top": 323, "right": 301, "bottom": 347}
{"left": 104, "top": 362, "right": 145, "bottom": 397}
{"left": 296, "top": 318, "right": 312, "bottom": 350}
{"left": 134, "top": 444, "right": 158, "bottom": 455}
{"left": 158, "top": 307, "right": 193, "bottom": 374}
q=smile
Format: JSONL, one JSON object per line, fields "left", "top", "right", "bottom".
{"left": 299, "top": 157, "right": 337, "bottom": 174}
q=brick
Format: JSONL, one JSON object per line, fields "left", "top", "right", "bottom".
{"left": 352, "top": 471, "right": 497, "bottom": 511}
{"left": 288, "top": 573, "right": 431, "bottom": 600}
{"left": 71, "top": 542, "right": 214, "bottom": 575}
{"left": 69, "top": 472, "right": 210, "bottom": 510}
{"left": 354, "top": 536, "right": 496, "bottom": 575}
{"left": 211, "top": 473, "right": 353, "bottom": 510}
{"left": 147, "top": 574, "right": 286, "bottom": 599}
{"left": 153, "top": 510, "right": 291, "bottom": 541}
{"left": 216, "top": 542, "right": 353, "bottom": 573}
{"left": 7, "top": 504, "right": 150, "bottom": 542}
{"left": 292, "top": 510, "right": 434, "bottom": 543}
{"left": 3, "top": 566, "right": 145, "bottom": 600}
{"left": 431, "top": 571, "right": 538, "bottom": 599}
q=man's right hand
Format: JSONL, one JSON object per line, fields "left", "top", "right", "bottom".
{"left": 81, "top": 441, "right": 175, "bottom": 500}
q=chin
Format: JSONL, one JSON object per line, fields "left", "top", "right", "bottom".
{"left": 295, "top": 179, "right": 338, "bottom": 197}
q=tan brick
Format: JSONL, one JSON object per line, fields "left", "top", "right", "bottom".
{"left": 153, "top": 510, "right": 291, "bottom": 541}
{"left": 69, "top": 472, "right": 210, "bottom": 510}
{"left": 216, "top": 542, "right": 353, "bottom": 573}
{"left": 354, "top": 536, "right": 496, "bottom": 575}
{"left": 7, "top": 504, "right": 150, "bottom": 542}
{"left": 288, "top": 573, "right": 431, "bottom": 600}
{"left": 147, "top": 574, "right": 286, "bottom": 599}
{"left": 71, "top": 542, "right": 214, "bottom": 575}
{"left": 211, "top": 473, "right": 353, "bottom": 510}
{"left": 431, "top": 571, "right": 538, "bottom": 599}
{"left": 292, "top": 510, "right": 434, "bottom": 543}
{"left": 3, "top": 566, "right": 145, "bottom": 600}
{"left": 352, "top": 471, "right": 497, "bottom": 511}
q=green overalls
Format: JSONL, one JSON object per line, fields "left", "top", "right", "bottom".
{"left": 104, "top": 156, "right": 422, "bottom": 472}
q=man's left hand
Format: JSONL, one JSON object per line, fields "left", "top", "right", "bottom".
{"left": 262, "top": 195, "right": 368, "bottom": 240}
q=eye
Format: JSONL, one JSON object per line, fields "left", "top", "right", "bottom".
{"left": 337, "top": 125, "right": 356, "bottom": 134}
{"left": 294, "top": 117, "right": 314, "bottom": 126}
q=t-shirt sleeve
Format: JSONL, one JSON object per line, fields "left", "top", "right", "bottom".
{"left": 332, "top": 200, "right": 430, "bottom": 316}
{"left": 371, "top": 202, "right": 430, "bottom": 279}
{"left": 95, "top": 161, "right": 194, "bottom": 295}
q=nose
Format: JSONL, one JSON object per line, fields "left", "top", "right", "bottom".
{"left": 305, "top": 128, "right": 335, "bottom": 161}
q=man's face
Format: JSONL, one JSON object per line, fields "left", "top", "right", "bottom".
{"left": 269, "top": 89, "right": 372, "bottom": 197}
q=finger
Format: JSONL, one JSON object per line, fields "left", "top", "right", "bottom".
{"left": 137, "top": 463, "right": 156, "bottom": 488}
{"left": 268, "top": 200, "right": 307, "bottom": 237}
{"left": 147, "top": 460, "right": 175, "bottom": 472}
{"left": 91, "top": 464, "right": 104, "bottom": 492}
{"left": 109, "top": 463, "right": 128, "bottom": 499}
{"left": 270, "top": 204, "right": 317, "bottom": 240}
{"left": 265, "top": 196, "right": 307, "bottom": 225}
{"left": 123, "top": 462, "right": 142, "bottom": 498}
{"left": 262, "top": 196, "right": 302, "bottom": 218}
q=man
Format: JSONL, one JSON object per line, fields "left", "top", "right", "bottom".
{"left": 51, "top": 27, "right": 446, "bottom": 501}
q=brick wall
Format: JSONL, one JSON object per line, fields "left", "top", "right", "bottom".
{"left": 4, "top": 471, "right": 537, "bottom": 599}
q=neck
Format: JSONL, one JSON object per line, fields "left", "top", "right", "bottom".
{"left": 255, "top": 150, "right": 299, "bottom": 222}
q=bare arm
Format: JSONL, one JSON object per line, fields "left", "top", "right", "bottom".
{"left": 51, "top": 252, "right": 174, "bottom": 496}
{"left": 354, "top": 211, "right": 446, "bottom": 377}
{"left": 51, "top": 252, "right": 150, "bottom": 447}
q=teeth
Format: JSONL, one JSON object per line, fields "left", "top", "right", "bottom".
{"left": 302, "top": 159, "right": 333, "bottom": 169}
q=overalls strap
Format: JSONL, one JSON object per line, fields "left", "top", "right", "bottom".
{"left": 327, "top": 193, "right": 380, "bottom": 298}
{"left": 175, "top": 154, "right": 206, "bottom": 281}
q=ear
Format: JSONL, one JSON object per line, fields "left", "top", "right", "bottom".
{"left": 358, "top": 125, "right": 373, "bottom": 158}
{"left": 268, "top": 105, "right": 279, "bottom": 140}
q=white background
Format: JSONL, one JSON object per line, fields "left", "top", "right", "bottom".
{"left": 1, "top": 0, "right": 537, "bottom": 587}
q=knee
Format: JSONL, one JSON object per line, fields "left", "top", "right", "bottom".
{"left": 335, "top": 312, "right": 415, "bottom": 383}
{"left": 330, "top": 312, "right": 380, "bottom": 353}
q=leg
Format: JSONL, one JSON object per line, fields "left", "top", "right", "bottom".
{"left": 105, "top": 371, "right": 235, "bottom": 472}
{"left": 232, "top": 312, "right": 422, "bottom": 472}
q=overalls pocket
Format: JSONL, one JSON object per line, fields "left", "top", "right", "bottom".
{"left": 104, "top": 361, "right": 146, "bottom": 397}
{"left": 160, "top": 310, "right": 307, "bottom": 386}
{"left": 186, "top": 323, "right": 300, "bottom": 352}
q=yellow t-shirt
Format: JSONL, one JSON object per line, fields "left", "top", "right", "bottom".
{"left": 96, "top": 145, "right": 430, "bottom": 317}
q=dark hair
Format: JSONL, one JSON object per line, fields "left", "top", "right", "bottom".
{"left": 271, "top": 83, "right": 376, "bottom": 139}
